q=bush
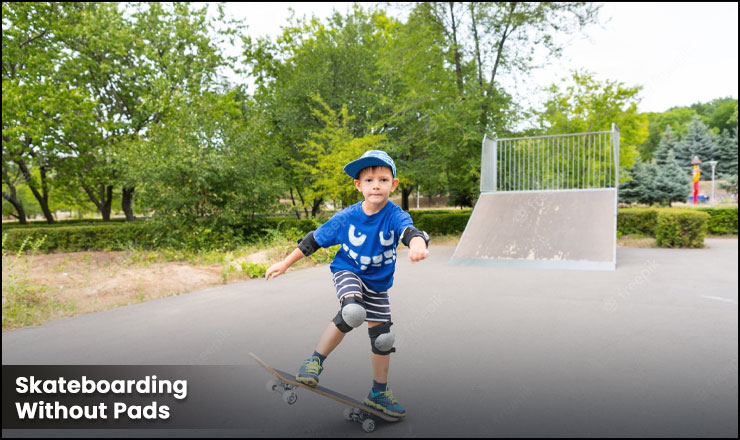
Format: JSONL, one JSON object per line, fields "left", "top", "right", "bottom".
{"left": 617, "top": 208, "right": 659, "bottom": 236}
{"left": 414, "top": 212, "right": 471, "bottom": 235}
{"left": 2, "top": 222, "right": 158, "bottom": 252}
{"left": 655, "top": 209, "right": 710, "bottom": 248}
{"left": 408, "top": 209, "right": 472, "bottom": 225}
{"left": 695, "top": 207, "right": 738, "bottom": 235}
{"left": 1, "top": 217, "right": 321, "bottom": 253}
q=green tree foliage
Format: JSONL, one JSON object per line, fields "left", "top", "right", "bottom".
{"left": 2, "top": 3, "right": 98, "bottom": 224}
{"left": 243, "top": 6, "right": 391, "bottom": 216}
{"left": 654, "top": 151, "right": 691, "bottom": 206}
{"left": 653, "top": 125, "right": 679, "bottom": 167}
{"left": 690, "top": 97, "right": 738, "bottom": 134}
{"left": 539, "top": 70, "right": 646, "bottom": 180}
{"left": 714, "top": 127, "right": 738, "bottom": 178}
{"left": 619, "top": 161, "right": 660, "bottom": 205}
{"left": 130, "top": 88, "right": 284, "bottom": 236}
{"left": 639, "top": 107, "right": 697, "bottom": 161}
{"left": 295, "top": 96, "right": 387, "bottom": 210}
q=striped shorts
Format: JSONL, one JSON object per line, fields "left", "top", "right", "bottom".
{"left": 332, "top": 270, "right": 391, "bottom": 322}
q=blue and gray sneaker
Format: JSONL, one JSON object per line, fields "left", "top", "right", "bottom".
{"left": 296, "top": 356, "right": 323, "bottom": 387}
{"left": 364, "top": 387, "right": 406, "bottom": 418}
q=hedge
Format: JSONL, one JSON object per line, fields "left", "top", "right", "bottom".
{"left": 655, "top": 209, "right": 710, "bottom": 248}
{"left": 2, "top": 206, "right": 733, "bottom": 252}
{"left": 695, "top": 207, "right": 738, "bottom": 235}
{"left": 413, "top": 212, "right": 471, "bottom": 235}
{"left": 2, "top": 222, "right": 158, "bottom": 253}
{"left": 617, "top": 208, "right": 660, "bottom": 236}
{"left": 408, "top": 209, "right": 472, "bottom": 225}
{"left": 2, "top": 217, "right": 319, "bottom": 253}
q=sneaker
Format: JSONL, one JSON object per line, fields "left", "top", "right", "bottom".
{"left": 295, "top": 356, "right": 323, "bottom": 387}
{"left": 364, "top": 387, "right": 406, "bottom": 418}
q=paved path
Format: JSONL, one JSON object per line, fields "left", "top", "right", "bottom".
{"left": 3, "top": 240, "right": 738, "bottom": 437}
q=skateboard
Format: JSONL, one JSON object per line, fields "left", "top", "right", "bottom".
{"left": 249, "top": 352, "right": 400, "bottom": 432}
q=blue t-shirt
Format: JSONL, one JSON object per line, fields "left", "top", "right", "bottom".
{"left": 314, "top": 201, "right": 414, "bottom": 292}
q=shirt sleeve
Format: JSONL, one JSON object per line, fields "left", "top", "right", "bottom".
{"left": 313, "top": 210, "right": 347, "bottom": 248}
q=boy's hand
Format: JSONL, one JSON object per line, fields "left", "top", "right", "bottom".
{"left": 265, "top": 261, "right": 288, "bottom": 280}
{"left": 408, "top": 236, "right": 429, "bottom": 262}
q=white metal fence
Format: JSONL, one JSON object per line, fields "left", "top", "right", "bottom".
{"left": 481, "top": 124, "right": 620, "bottom": 193}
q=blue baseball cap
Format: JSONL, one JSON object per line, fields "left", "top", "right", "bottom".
{"left": 343, "top": 150, "right": 397, "bottom": 179}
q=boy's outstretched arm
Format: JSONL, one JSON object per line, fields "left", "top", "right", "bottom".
{"left": 265, "top": 230, "right": 322, "bottom": 280}
{"left": 264, "top": 248, "right": 305, "bottom": 280}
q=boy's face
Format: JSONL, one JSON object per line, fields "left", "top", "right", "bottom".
{"left": 354, "top": 166, "right": 399, "bottom": 205}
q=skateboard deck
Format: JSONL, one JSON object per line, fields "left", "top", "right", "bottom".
{"left": 249, "top": 352, "right": 399, "bottom": 432}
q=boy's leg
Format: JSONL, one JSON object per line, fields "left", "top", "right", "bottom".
{"left": 365, "top": 321, "right": 405, "bottom": 417}
{"left": 316, "top": 320, "right": 346, "bottom": 357}
{"left": 368, "top": 321, "right": 390, "bottom": 383}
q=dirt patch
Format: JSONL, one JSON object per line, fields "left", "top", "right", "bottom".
{"left": 3, "top": 251, "right": 225, "bottom": 318}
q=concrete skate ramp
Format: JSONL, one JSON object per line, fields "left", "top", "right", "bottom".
{"left": 450, "top": 189, "right": 616, "bottom": 270}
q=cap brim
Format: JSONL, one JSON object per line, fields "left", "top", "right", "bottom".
{"left": 343, "top": 157, "right": 393, "bottom": 179}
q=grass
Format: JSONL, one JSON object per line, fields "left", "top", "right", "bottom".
{"left": 2, "top": 234, "right": 77, "bottom": 330}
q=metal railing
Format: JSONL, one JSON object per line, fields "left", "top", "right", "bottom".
{"left": 481, "top": 124, "right": 620, "bottom": 193}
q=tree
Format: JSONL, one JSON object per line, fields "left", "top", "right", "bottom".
{"left": 244, "top": 6, "right": 392, "bottom": 216}
{"left": 673, "top": 116, "right": 718, "bottom": 179}
{"left": 295, "top": 96, "right": 387, "bottom": 210}
{"left": 619, "top": 160, "right": 659, "bottom": 206}
{"left": 130, "top": 87, "right": 284, "bottom": 241}
{"left": 61, "top": 3, "right": 236, "bottom": 221}
{"left": 653, "top": 125, "right": 679, "bottom": 167}
{"left": 639, "top": 107, "right": 697, "bottom": 161}
{"left": 2, "top": 2, "right": 97, "bottom": 223}
{"left": 538, "top": 70, "right": 646, "bottom": 183}
{"left": 654, "top": 151, "right": 691, "bottom": 206}
{"left": 714, "top": 127, "right": 738, "bottom": 178}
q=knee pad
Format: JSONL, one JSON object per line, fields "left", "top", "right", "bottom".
{"left": 368, "top": 321, "right": 396, "bottom": 355}
{"left": 333, "top": 295, "right": 366, "bottom": 333}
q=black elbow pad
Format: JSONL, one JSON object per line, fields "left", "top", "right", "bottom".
{"left": 297, "top": 230, "right": 320, "bottom": 256}
{"left": 401, "top": 226, "right": 430, "bottom": 248}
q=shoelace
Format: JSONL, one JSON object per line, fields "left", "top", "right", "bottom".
{"left": 303, "top": 359, "right": 322, "bottom": 375}
{"left": 380, "top": 389, "right": 399, "bottom": 404}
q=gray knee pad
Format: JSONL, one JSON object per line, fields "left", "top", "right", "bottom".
{"left": 368, "top": 321, "right": 396, "bottom": 355}
{"left": 333, "top": 295, "right": 366, "bottom": 333}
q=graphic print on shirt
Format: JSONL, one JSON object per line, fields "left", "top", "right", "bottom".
{"left": 348, "top": 224, "right": 366, "bottom": 247}
{"left": 346, "top": 223, "right": 396, "bottom": 271}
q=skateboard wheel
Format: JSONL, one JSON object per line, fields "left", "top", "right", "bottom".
{"left": 362, "top": 418, "right": 376, "bottom": 433}
{"left": 343, "top": 407, "right": 353, "bottom": 421}
{"left": 282, "top": 390, "right": 297, "bottom": 405}
{"left": 266, "top": 379, "right": 279, "bottom": 393}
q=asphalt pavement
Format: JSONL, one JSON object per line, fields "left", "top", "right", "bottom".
{"left": 3, "top": 240, "right": 738, "bottom": 437}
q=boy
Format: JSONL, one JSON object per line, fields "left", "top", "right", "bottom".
{"left": 264, "top": 150, "right": 430, "bottom": 418}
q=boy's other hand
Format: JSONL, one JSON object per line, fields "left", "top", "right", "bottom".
{"left": 408, "top": 237, "right": 429, "bottom": 262}
{"left": 265, "top": 261, "right": 288, "bottom": 280}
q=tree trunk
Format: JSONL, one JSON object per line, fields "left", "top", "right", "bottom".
{"left": 401, "top": 185, "right": 414, "bottom": 211}
{"left": 311, "top": 197, "right": 323, "bottom": 218}
{"left": 102, "top": 185, "right": 113, "bottom": 221}
{"left": 289, "top": 187, "right": 300, "bottom": 219}
{"left": 122, "top": 186, "right": 135, "bottom": 221}
{"left": 16, "top": 157, "right": 55, "bottom": 223}
{"left": 470, "top": 3, "right": 483, "bottom": 89}
{"left": 2, "top": 187, "right": 28, "bottom": 224}
{"left": 82, "top": 183, "right": 114, "bottom": 221}
{"left": 448, "top": 2, "right": 464, "bottom": 95}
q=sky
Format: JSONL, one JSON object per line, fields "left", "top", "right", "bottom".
{"left": 209, "top": 2, "right": 738, "bottom": 115}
